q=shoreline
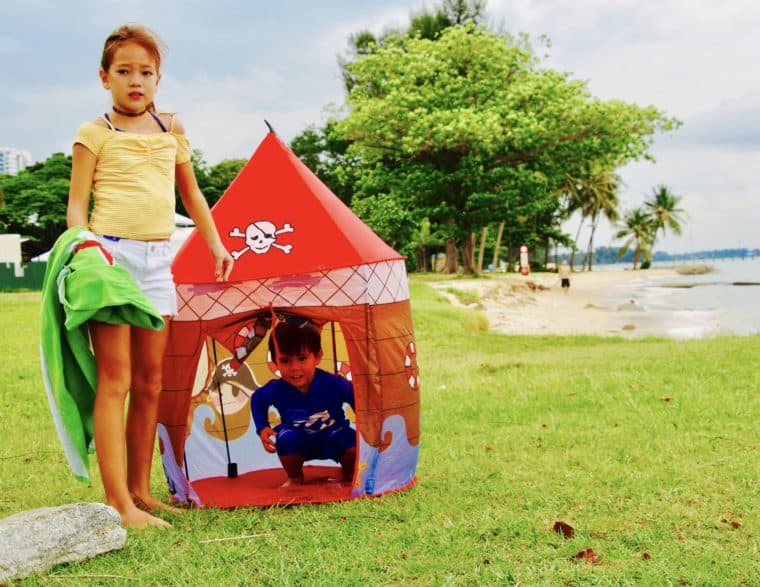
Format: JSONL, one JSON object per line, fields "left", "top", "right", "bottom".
{"left": 429, "top": 268, "right": 701, "bottom": 338}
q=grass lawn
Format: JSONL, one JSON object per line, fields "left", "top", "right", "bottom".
{"left": 1, "top": 285, "right": 758, "bottom": 585}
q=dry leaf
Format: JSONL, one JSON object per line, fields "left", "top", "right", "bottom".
{"left": 660, "top": 396, "right": 673, "bottom": 402}
{"left": 483, "top": 445, "right": 494, "bottom": 452}
{"left": 553, "top": 520, "right": 575, "bottom": 539}
{"left": 641, "top": 552, "right": 651, "bottom": 560}
{"left": 573, "top": 548, "right": 598, "bottom": 563}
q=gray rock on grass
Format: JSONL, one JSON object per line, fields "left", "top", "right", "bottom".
{"left": 0, "top": 502, "right": 126, "bottom": 582}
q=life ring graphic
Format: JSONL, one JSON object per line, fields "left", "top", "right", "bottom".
{"left": 404, "top": 340, "right": 420, "bottom": 390}
{"left": 231, "top": 315, "right": 270, "bottom": 369}
{"left": 336, "top": 360, "right": 352, "bottom": 381}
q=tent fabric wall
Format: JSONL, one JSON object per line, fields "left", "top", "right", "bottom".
{"left": 158, "top": 131, "right": 420, "bottom": 507}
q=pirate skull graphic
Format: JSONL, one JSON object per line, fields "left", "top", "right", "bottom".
{"left": 229, "top": 220, "right": 294, "bottom": 259}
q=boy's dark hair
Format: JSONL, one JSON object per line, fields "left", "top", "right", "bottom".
{"left": 268, "top": 320, "right": 321, "bottom": 360}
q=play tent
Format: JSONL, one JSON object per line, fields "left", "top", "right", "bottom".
{"left": 158, "top": 130, "right": 420, "bottom": 507}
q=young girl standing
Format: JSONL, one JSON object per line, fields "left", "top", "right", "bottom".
{"left": 67, "top": 24, "right": 233, "bottom": 528}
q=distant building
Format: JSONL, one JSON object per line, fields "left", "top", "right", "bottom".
{"left": 0, "top": 147, "right": 32, "bottom": 175}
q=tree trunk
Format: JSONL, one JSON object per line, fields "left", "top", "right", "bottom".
{"left": 585, "top": 213, "right": 599, "bottom": 271}
{"left": 476, "top": 227, "right": 488, "bottom": 274}
{"left": 416, "top": 247, "right": 428, "bottom": 272}
{"left": 445, "top": 237, "right": 458, "bottom": 273}
{"left": 506, "top": 236, "right": 514, "bottom": 271}
{"left": 461, "top": 233, "right": 476, "bottom": 274}
{"left": 492, "top": 221, "right": 505, "bottom": 271}
{"left": 571, "top": 215, "right": 584, "bottom": 270}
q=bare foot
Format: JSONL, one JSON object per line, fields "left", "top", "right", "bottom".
{"left": 119, "top": 506, "right": 172, "bottom": 529}
{"left": 281, "top": 476, "right": 304, "bottom": 487}
{"left": 130, "top": 492, "right": 185, "bottom": 515}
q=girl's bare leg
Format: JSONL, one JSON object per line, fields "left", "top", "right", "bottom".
{"left": 126, "top": 321, "right": 183, "bottom": 514}
{"left": 90, "top": 321, "right": 170, "bottom": 528}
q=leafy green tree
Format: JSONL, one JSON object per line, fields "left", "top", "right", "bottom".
{"left": 615, "top": 208, "right": 654, "bottom": 270}
{"left": 0, "top": 153, "right": 72, "bottom": 258}
{"left": 407, "top": 217, "right": 446, "bottom": 271}
{"left": 336, "top": 25, "right": 676, "bottom": 273}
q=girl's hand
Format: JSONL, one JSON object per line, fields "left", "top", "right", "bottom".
{"left": 211, "top": 243, "right": 234, "bottom": 282}
{"left": 259, "top": 427, "right": 277, "bottom": 453}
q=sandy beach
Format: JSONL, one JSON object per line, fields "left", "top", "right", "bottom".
{"left": 430, "top": 268, "right": 682, "bottom": 337}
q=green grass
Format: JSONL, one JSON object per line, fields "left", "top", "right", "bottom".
{"left": 2, "top": 286, "right": 758, "bottom": 585}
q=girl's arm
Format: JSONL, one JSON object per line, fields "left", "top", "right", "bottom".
{"left": 174, "top": 120, "right": 234, "bottom": 282}
{"left": 67, "top": 144, "right": 96, "bottom": 228}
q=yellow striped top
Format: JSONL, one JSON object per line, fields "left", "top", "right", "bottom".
{"left": 73, "top": 117, "right": 191, "bottom": 240}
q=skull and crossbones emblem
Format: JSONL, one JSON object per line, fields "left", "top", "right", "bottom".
{"left": 228, "top": 220, "right": 295, "bottom": 260}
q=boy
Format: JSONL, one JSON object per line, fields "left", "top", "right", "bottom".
{"left": 251, "top": 320, "right": 356, "bottom": 485}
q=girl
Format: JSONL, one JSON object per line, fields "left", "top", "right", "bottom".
{"left": 67, "top": 24, "right": 234, "bottom": 528}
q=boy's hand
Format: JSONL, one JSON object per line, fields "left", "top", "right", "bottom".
{"left": 259, "top": 427, "right": 277, "bottom": 453}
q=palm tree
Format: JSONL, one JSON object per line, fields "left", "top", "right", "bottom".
{"left": 644, "top": 184, "right": 685, "bottom": 245}
{"left": 561, "top": 168, "right": 622, "bottom": 271}
{"left": 615, "top": 208, "right": 654, "bottom": 270}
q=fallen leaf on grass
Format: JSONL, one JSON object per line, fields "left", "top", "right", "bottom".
{"left": 483, "top": 444, "right": 494, "bottom": 452}
{"left": 641, "top": 552, "right": 651, "bottom": 560}
{"left": 552, "top": 521, "right": 575, "bottom": 538}
{"left": 660, "top": 396, "right": 673, "bottom": 402}
{"left": 721, "top": 517, "right": 742, "bottom": 529}
{"left": 573, "top": 548, "right": 599, "bottom": 563}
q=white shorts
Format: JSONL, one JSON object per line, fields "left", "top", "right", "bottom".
{"left": 97, "top": 235, "right": 178, "bottom": 316}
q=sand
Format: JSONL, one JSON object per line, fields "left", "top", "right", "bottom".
{"left": 429, "top": 268, "right": 679, "bottom": 337}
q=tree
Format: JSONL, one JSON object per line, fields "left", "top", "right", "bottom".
{"left": 336, "top": 25, "right": 677, "bottom": 273}
{"left": 569, "top": 168, "right": 621, "bottom": 271}
{"left": 644, "top": 184, "right": 684, "bottom": 245}
{"left": 0, "top": 153, "right": 72, "bottom": 258}
{"left": 615, "top": 208, "right": 654, "bottom": 270}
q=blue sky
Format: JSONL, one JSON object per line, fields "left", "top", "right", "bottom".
{"left": 2, "top": 0, "right": 759, "bottom": 254}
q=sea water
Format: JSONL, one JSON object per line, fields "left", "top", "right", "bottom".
{"left": 599, "top": 257, "right": 760, "bottom": 339}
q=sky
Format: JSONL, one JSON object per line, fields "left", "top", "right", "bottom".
{"left": 1, "top": 0, "right": 758, "bottom": 254}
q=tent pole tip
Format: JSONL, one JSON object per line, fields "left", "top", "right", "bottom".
{"left": 264, "top": 120, "right": 276, "bottom": 134}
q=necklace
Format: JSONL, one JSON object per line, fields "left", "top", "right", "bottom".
{"left": 112, "top": 105, "right": 147, "bottom": 117}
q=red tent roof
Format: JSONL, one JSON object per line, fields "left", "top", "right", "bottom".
{"left": 173, "top": 132, "right": 403, "bottom": 283}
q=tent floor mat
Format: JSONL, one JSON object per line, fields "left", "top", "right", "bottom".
{"left": 189, "top": 465, "right": 353, "bottom": 507}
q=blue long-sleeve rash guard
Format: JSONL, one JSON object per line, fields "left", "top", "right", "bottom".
{"left": 251, "top": 368, "right": 354, "bottom": 435}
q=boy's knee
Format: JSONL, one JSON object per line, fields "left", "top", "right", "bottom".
{"left": 275, "top": 428, "right": 307, "bottom": 456}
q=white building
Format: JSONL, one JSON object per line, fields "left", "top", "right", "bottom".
{"left": 0, "top": 147, "right": 32, "bottom": 175}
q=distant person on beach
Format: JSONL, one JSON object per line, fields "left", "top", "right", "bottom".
{"left": 559, "top": 260, "right": 571, "bottom": 293}
{"left": 66, "top": 24, "right": 233, "bottom": 528}
{"left": 251, "top": 320, "right": 356, "bottom": 486}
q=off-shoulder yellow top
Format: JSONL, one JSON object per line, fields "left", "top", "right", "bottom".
{"left": 73, "top": 114, "right": 191, "bottom": 240}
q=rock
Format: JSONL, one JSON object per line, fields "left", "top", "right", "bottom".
{"left": 0, "top": 502, "right": 126, "bottom": 582}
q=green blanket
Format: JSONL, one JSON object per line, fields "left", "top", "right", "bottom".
{"left": 40, "top": 227, "right": 164, "bottom": 482}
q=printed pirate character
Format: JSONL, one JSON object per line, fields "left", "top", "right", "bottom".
{"left": 228, "top": 220, "right": 295, "bottom": 260}
{"left": 202, "top": 357, "right": 260, "bottom": 441}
